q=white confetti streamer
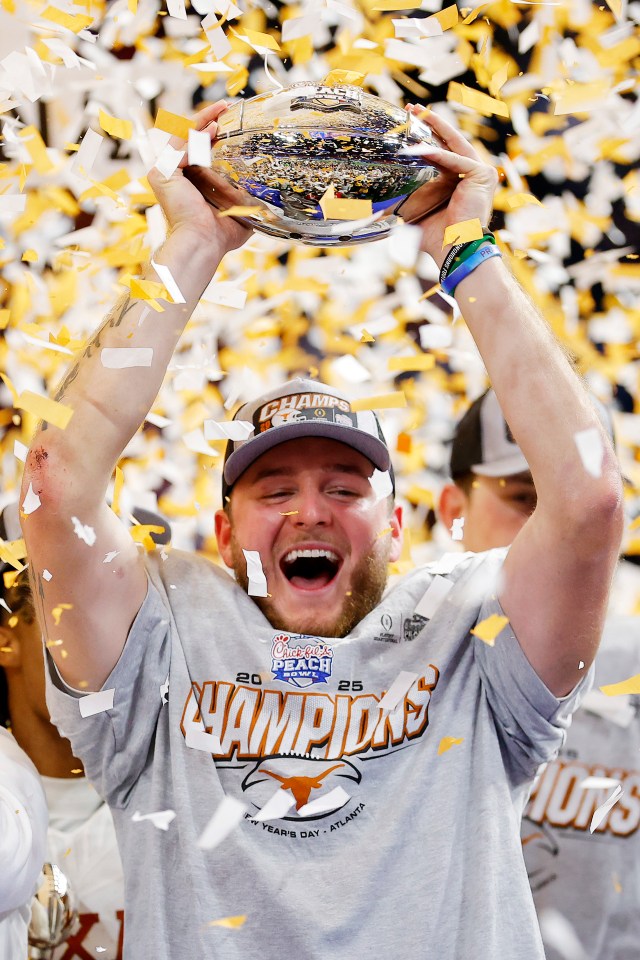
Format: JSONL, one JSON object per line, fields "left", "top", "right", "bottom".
{"left": 72, "top": 517, "right": 96, "bottom": 546}
{"left": 187, "top": 128, "right": 211, "bottom": 167}
{"left": 369, "top": 469, "right": 393, "bottom": 502}
{"left": 590, "top": 784, "right": 622, "bottom": 833}
{"left": 185, "top": 722, "right": 222, "bottom": 753}
{"left": 204, "top": 420, "right": 255, "bottom": 442}
{"left": 580, "top": 776, "right": 621, "bottom": 790}
{"left": 101, "top": 348, "right": 154, "bottom": 369}
{"left": 253, "top": 789, "right": 296, "bottom": 822}
{"left": 21, "top": 482, "right": 41, "bottom": 516}
{"left": 378, "top": 671, "right": 418, "bottom": 714}
{"left": 79, "top": 688, "right": 115, "bottom": 718}
{"left": 151, "top": 259, "right": 186, "bottom": 304}
{"left": 574, "top": 427, "right": 604, "bottom": 478}
{"left": 131, "top": 809, "right": 176, "bottom": 830}
{"left": 451, "top": 517, "right": 465, "bottom": 541}
{"left": 298, "top": 786, "right": 350, "bottom": 817}
{"left": 153, "top": 144, "right": 184, "bottom": 179}
{"left": 198, "top": 796, "right": 247, "bottom": 850}
{"left": 415, "top": 576, "right": 454, "bottom": 619}
{"left": 243, "top": 550, "right": 269, "bottom": 597}
{"left": 14, "top": 439, "right": 28, "bottom": 462}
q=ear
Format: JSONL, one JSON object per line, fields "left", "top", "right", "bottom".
{"left": 438, "top": 483, "right": 468, "bottom": 533}
{"left": 0, "top": 626, "right": 21, "bottom": 669}
{"left": 388, "top": 503, "right": 403, "bottom": 563}
{"left": 214, "top": 508, "right": 233, "bottom": 568}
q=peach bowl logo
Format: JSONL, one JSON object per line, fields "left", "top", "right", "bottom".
{"left": 271, "top": 633, "right": 334, "bottom": 688}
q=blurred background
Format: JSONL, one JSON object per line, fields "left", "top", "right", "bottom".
{"left": 0, "top": 0, "right": 638, "bottom": 588}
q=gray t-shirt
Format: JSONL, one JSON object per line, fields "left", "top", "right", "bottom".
{"left": 523, "top": 615, "right": 640, "bottom": 959}
{"left": 46, "top": 547, "right": 591, "bottom": 960}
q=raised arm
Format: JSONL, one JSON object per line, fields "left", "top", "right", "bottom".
{"left": 416, "top": 110, "right": 624, "bottom": 697}
{"left": 20, "top": 102, "right": 250, "bottom": 691}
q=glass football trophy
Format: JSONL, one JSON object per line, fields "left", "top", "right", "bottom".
{"left": 28, "top": 863, "right": 78, "bottom": 959}
{"left": 185, "top": 82, "right": 457, "bottom": 246}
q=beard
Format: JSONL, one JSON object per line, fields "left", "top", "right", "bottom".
{"left": 230, "top": 536, "right": 391, "bottom": 638}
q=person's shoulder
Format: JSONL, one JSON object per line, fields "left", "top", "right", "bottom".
{"left": 143, "top": 546, "right": 236, "bottom": 593}
{"left": 414, "top": 546, "right": 507, "bottom": 582}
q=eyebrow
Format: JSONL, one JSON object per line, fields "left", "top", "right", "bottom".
{"left": 249, "top": 463, "right": 371, "bottom": 484}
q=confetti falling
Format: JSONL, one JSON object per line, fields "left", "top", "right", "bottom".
{"left": 470, "top": 614, "right": 509, "bottom": 646}
{"left": 437, "top": 736, "right": 464, "bottom": 756}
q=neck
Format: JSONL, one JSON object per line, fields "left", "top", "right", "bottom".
{"left": 8, "top": 684, "right": 82, "bottom": 778}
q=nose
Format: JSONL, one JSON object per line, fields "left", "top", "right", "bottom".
{"left": 291, "top": 487, "right": 331, "bottom": 528}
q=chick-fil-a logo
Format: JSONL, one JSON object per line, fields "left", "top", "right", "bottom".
{"left": 271, "top": 633, "right": 334, "bottom": 688}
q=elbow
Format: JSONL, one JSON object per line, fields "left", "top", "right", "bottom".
{"left": 569, "top": 463, "right": 625, "bottom": 555}
{"left": 20, "top": 435, "right": 75, "bottom": 536}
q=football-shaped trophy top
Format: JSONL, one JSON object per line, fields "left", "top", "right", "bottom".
{"left": 185, "top": 82, "right": 457, "bottom": 246}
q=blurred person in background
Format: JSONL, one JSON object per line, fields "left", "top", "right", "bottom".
{"left": 439, "top": 388, "right": 640, "bottom": 960}
{"left": 0, "top": 712, "right": 48, "bottom": 958}
{"left": 0, "top": 502, "right": 168, "bottom": 959}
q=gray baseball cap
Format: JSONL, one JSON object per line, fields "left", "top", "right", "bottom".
{"left": 450, "top": 388, "right": 615, "bottom": 479}
{"left": 222, "top": 378, "right": 394, "bottom": 501}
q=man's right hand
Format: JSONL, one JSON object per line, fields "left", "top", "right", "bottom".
{"left": 147, "top": 100, "right": 251, "bottom": 260}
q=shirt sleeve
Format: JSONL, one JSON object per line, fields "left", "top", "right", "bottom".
{"left": 45, "top": 574, "right": 171, "bottom": 809}
{"left": 0, "top": 730, "right": 48, "bottom": 916}
{"left": 472, "top": 592, "right": 594, "bottom": 784}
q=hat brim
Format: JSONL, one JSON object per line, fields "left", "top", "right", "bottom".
{"left": 224, "top": 421, "right": 391, "bottom": 490}
{"left": 471, "top": 453, "right": 530, "bottom": 478}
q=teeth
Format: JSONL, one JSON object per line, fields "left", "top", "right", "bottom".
{"left": 283, "top": 548, "right": 339, "bottom": 564}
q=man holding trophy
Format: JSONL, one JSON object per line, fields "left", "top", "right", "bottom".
{"left": 20, "top": 94, "right": 622, "bottom": 958}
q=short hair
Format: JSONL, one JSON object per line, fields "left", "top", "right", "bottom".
{"left": 452, "top": 471, "right": 475, "bottom": 496}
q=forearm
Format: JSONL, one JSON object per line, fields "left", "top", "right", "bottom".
{"left": 25, "top": 229, "right": 224, "bottom": 509}
{"left": 456, "top": 255, "right": 622, "bottom": 518}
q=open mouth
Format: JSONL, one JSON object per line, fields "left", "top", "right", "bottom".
{"left": 280, "top": 548, "right": 342, "bottom": 590}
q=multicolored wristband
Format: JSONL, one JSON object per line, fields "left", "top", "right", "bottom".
{"left": 440, "top": 244, "right": 502, "bottom": 297}
{"left": 439, "top": 230, "right": 495, "bottom": 285}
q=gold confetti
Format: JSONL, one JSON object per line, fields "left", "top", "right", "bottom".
{"left": 19, "top": 126, "right": 54, "bottom": 174}
{"left": 470, "top": 614, "right": 509, "bottom": 645}
{"left": 438, "top": 736, "right": 464, "bottom": 755}
{"left": 130, "top": 524, "right": 166, "bottom": 552}
{"left": 154, "top": 109, "right": 195, "bottom": 139}
{"left": 208, "top": 915, "right": 247, "bottom": 929}
{"left": 41, "top": 6, "right": 93, "bottom": 32}
{"left": 443, "top": 219, "right": 484, "bottom": 247}
{"left": 319, "top": 185, "right": 373, "bottom": 221}
{"left": 432, "top": 5, "right": 458, "bottom": 30}
{"left": 323, "top": 70, "right": 366, "bottom": 87}
{"left": 217, "top": 205, "right": 263, "bottom": 218}
{"left": 99, "top": 109, "right": 133, "bottom": 141}
{"left": 351, "top": 392, "right": 407, "bottom": 411}
{"left": 112, "top": 466, "right": 124, "bottom": 516}
{"left": 52, "top": 603, "right": 73, "bottom": 627}
{"left": 371, "top": 0, "right": 422, "bottom": 9}
{"left": 239, "top": 28, "right": 280, "bottom": 52}
{"left": 17, "top": 391, "right": 74, "bottom": 430}
{"left": 0, "top": 540, "right": 26, "bottom": 573}
{"left": 506, "top": 194, "right": 543, "bottom": 210}
{"left": 447, "top": 82, "right": 510, "bottom": 119}
{"left": 600, "top": 674, "right": 640, "bottom": 697}
{"left": 388, "top": 355, "right": 436, "bottom": 373}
